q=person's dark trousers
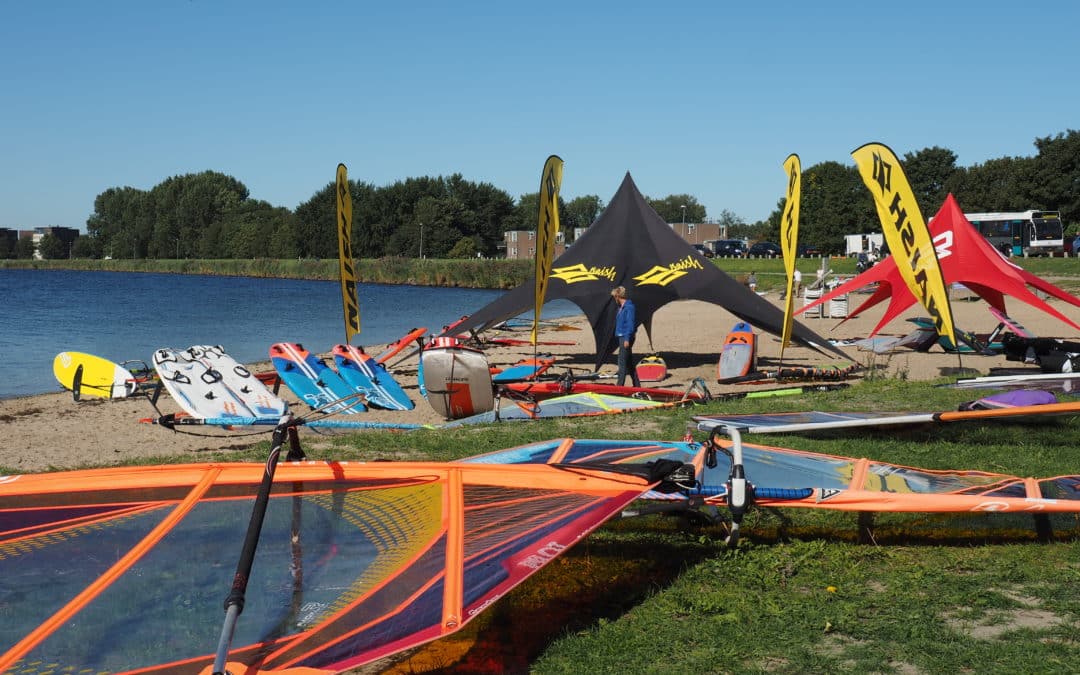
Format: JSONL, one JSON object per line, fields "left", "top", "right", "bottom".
{"left": 616, "top": 341, "right": 641, "bottom": 387}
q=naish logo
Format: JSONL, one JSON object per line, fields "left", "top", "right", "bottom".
{"left": 871, "top": 151, "right": 892, "bottom": 194}
{"left": 551, "top": 263, "right": 617, "bottom": 283}
{"left": 633, "top": 255, "right": 704, "bottom": 286}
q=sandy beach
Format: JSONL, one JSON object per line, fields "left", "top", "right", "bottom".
{"left": 3, "top": 282, "right": 1077, "bottom": 473}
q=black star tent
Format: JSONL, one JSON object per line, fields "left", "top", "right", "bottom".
{"left": 447, "top": 173, "right": 850, "bottom": 368}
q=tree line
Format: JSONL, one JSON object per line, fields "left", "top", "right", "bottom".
{"left": 8, "top": 129, "right": 1078, "bottom": 260}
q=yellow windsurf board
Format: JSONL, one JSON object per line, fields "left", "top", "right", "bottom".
{"left": 53, "top": 351, "right": 137, "bottom": 400}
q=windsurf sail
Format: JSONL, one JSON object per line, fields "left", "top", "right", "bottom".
{"left": 687, "top": 432, "right": 1080, "bottom": 516}
{"left": 0, "top": 447, "right": 682, "bottom": 673}
{"left": 694, "top": 399, "right": 1080, "bottom": 435}
{"left": 502, "top": 376, "right": 710, "bottom": 403}
{"left": 533, "top": 155, "right": 563, "bottom": 347}
{"left": 851, "top": 142, "right": 958, "bottom": 348}
{"left": 779, "top": 153, "right": 801, "bottom": 363}
{"left": 336, "top": 163, "right": 361, "bottom": 344}
{"left": 462, "top": 435, "right": 1080, "bottom": 525}
{"left": 375, "top": 327, "right": 428, "bottom": 365}
{"left": 443, "top": 391, "right": 673, "bottom": 427}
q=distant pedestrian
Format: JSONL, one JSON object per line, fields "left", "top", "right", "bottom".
{"left": 748, "top": 271, "right": 758, "bottom": 292}
{"left": 793, "top": 268, "right": 802, "bottom": 297}
{"left": 611, "top": 286, "right": 641, "bottom": 387}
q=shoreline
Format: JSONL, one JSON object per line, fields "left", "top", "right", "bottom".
{"left": 4, "top": 291, "right": 1079, "bottom": 472}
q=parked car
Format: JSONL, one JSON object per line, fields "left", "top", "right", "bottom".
{"left": 710, "top": 239, "right": 747, "bottom": 257}
{"left": 797, "top": 243, "right": 823, "bottom": 257}
{"left": 746, "top": 241, "right": 782, "bottom": 258}
{"left": 692, "top": 243, "right": 714, "bottom": 258}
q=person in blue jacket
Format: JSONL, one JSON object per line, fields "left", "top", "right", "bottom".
{"left": 611, "top": 286, "right": 641, "bottom": 387}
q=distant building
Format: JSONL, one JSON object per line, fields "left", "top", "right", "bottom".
{"left": 503, "top": 230, "right": 566, "bottom": 260}
{"left": 0, "top": 228, "right": 17, "bottom": 256}
{"left": 669, "top": 222, "right": 725, "bottom": 245}
{"left": 29, "top": 226, "right": 80, "bottom": 259}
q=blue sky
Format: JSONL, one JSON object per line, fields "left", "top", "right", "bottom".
{"left": 3, "top": 1, "right": 1077, "bottom": 231}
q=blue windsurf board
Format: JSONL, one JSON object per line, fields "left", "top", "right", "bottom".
{"left": 332, "top": 344, "right": 414, "bottom": 411}
{"left": 270, "top": 342, "right": 366, "bottom": 414}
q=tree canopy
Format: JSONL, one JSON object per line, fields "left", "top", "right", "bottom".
{"left": 50, "top": 129, "right": 1080, "bottom": 258}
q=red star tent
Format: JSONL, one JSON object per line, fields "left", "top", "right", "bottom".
{"left": 799, "top": 193, "right": 1080, "bottom": 335}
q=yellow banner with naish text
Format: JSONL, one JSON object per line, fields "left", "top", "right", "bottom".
{"left": 336, "top": 163, "right": 360, "bottom": 344}
{"left": 779, "top": 154, "right": 801, "bottom": 356}
{"left": 851, "top": 143, "right": 955, "bottom": 344}
{"left": 533, "top": 155, "right": 564, "bottom": 345}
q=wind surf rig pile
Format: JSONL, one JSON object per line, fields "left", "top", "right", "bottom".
{"left": 683, "top": 432, "right": 1080, "bottom": 518}
{"left": 0, "top": 441, "right": 684, "bottom": 673}
{"left": 447, "top": 173, "right": 848, "bottom": 368}
{"left": 465, "top": 436, "right": 1080, "bottom": 545}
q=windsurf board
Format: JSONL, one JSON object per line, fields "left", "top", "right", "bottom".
{"left": 332, "top": 344, "right": 414, "bottom": 411}
{"left": 718, "top": 322, "right": 757, "bottom": 382}
{"left": 53, "top": 351, "right": 138, "bottom": 400}
{"left": 491, "top": 355, "right": 556, "bottom": 383}
{"left": 269, "top": 342, "right": 367, "bottom": 414}
{"left": 420, "top": 342, "right": 494, "bottom": 419}
{"left": 186, "top": 345, "right": 288, "bottom": 417}
{"left": 153, "top": 347, "right": 276, "bottom": 420}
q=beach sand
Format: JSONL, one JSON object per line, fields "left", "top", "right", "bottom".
{"left": 3, "top": 283, "right": 1075, "bottom": 472}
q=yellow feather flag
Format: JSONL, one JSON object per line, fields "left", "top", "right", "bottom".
{"left": 533, "top": 155, "right": 564, "bottom": 345}
{"left": 336, "top": 163, "right": 360, "bottom": 344}
{"left": 851, "top": 143, "right": 956, "bottom": 344}
{"left": 779, "top": 154, "right": 801, "bottom": 359}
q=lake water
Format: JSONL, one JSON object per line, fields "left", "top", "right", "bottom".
{"left": 0, "top": 269, "right": 577, "bottom": 399}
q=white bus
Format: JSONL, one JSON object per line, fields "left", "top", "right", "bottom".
{"left": 964, "top": 210, "right": 1064, "bottom": 257}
